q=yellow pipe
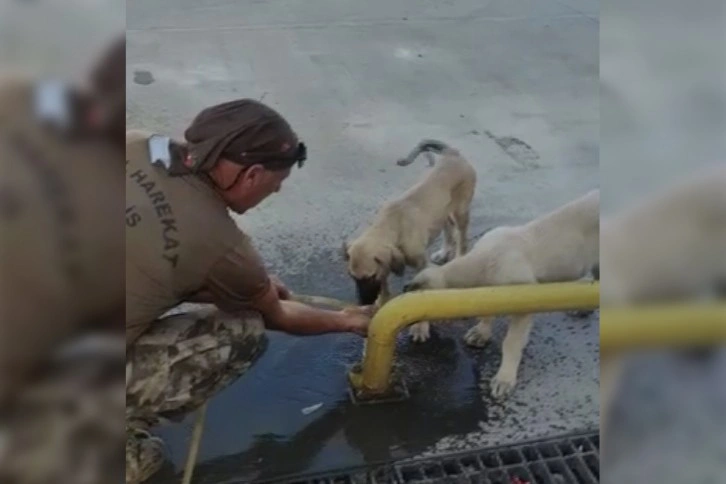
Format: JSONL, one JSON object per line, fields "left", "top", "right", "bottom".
{"left": 600, "top": 304, "right": 726, "bottom": 353}
{"left": 349, "top": 281, "right": 599, "bottom": 396}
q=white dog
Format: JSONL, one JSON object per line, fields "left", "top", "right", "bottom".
{"left": 599, "top": 164, "right": 726, "bottom": 438}
{"left": 403, "top": 189, "right": 600, "bottom": 398}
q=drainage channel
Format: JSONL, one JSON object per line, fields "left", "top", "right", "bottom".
{"left": 260, "top": 431, "right": 599, "bottom": 484}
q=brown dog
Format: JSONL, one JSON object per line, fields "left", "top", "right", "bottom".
{"left": 343, "top": 140, "right": 477, "bottom": 331}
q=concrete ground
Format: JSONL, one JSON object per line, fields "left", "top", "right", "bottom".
{"left": 126, "top": 0, "right": 600, "bottom": 481}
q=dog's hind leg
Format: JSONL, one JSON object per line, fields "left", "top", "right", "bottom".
{"left": 431, "top": 217, "right": 456, "bottom": 265}
{"left": 491, "top": 314, "right": 534, "bottom": 399}
{"left": 409, "top": 251, "right": 434, "bottom": 343}
{"left": 452, "top": 208, "right": 471, "bottom": 257}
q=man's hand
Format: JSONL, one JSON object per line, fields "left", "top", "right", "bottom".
{"left": 270, "top": 275, "right": 291, "bottom": 300}
{"left": 252, "top": 286, "right": 374, "bottom": 337}
{"left": 340, "top": 305, "right": 375, "bottom": 337}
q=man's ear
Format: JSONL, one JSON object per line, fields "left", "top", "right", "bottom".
{"left": 242, "top": 163, "right": 264, "bottom": 185}
{"left": 389, "top": 246, "right": 405, "bottom": 276}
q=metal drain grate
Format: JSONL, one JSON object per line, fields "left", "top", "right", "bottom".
{"left": 268, "top": 431, "right": 599, "bottom": 484}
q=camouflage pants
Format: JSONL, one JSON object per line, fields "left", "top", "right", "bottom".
{"left": 0, "top": 333, "right": 126, "bottom": 484}
{"left": 126, "top": 307, "right": 267, "bottom": 484}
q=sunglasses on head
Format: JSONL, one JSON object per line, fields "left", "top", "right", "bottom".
{"left": 225, "top": 142, "right": 307, "bottom": 171}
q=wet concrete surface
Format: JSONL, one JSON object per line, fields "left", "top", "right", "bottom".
{"left": 603, "top": 350, "right": 726, "bottom": 483}
{"left": 151, "top": 318, "right": 598, "bottom": 482}
{"left": 126, "top": 0, "right": 600, "bottom": 480}
{"left": 149, "top": 250, "right": 599, "bottom": 483}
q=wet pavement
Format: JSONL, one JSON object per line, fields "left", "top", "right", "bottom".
{"left": 149, "top": 254, "right": 599, "bottom": 483}
{"left": 126, "top": 0, "right": 600, "bottom": 481}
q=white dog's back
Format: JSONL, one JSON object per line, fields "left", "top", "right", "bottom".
{"left": 435, "top": 190, "right": 600, "bottom": 287}
{"left": 522, "top": 189, "right": 599, "bottom": 281}
{"left": 601, "top": 167, "right": 726, "bottom": 303}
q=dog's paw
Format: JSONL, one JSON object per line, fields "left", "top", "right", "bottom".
{"left": 567, "top": 309, "right": 594, "bottom": 319}
{"left": 409, "top": 322, "right": 431, "bottom": 343}
{"left": 430, "top": 249, "right": 453, "bottom": 265}
{"left": 464, "top": 326, "right": 491, "bottom": 347}
{"left": 490, "top": 371, "right": 517, "bottom": 399}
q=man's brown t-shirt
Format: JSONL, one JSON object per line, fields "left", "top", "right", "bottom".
{"left": 125, "top": 130, "right": 271, "bottom": 344}
{"left": 0, "top": 77, "right": 125, "bottom": 401}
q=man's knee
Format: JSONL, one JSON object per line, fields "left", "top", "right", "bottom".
{"left": 126, "top": 308, "right": 267, "bottom": 420}
{"left": 214, "top": 309, "right": 266, "bottom": 342}
{"left": 131, "top": 306, "right": 266, "bottom": 350}
{"left": 128, "top": 308, "right": 268, "bottom": 380}
{"left": 212, "top": 309, "right": 268, "bottom": 367}
{"left": 1, "top": 333, "right": 125, "bottom": 484}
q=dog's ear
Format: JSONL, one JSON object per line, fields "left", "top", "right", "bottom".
{"left": 341, "top": 240, "right": 350, "bottom": 260}
{"left": 374, "top": 246, "right": 405, "bottom": 276}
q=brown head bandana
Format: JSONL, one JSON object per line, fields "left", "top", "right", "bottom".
{"left": 183, "top": 99, "right": 306, "bottom": 173}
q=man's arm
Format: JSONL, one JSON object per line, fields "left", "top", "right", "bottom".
{"left": 248, "top": 285, "right": 370, "bottom": 337}
{"left": 188, "top": 275, "right": 288, "bottom": 304}
{"left": 189, "top": 283, "right": 368, "bottom": 335}
{"left": 204, "top": 240, "right": 370, "bottom": 337}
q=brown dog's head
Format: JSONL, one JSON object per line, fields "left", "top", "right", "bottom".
{"left": 342, "top": 238, "right": 405, "bottom": 305}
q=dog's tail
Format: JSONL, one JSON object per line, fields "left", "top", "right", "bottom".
{"left": 396, "top": 139, "right": 457, "bottom": 167}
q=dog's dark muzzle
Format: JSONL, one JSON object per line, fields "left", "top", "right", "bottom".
{"left": 354, "top": 277, "right": 382, "bottom": 305}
